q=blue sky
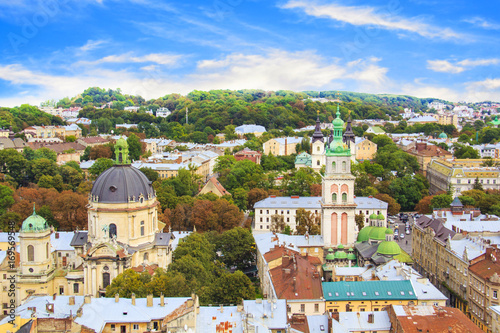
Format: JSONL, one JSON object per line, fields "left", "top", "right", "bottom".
{"left": 0, "top": 0, "right": 499, "bottom": 107}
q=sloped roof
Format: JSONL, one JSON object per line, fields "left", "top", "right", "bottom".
{"left": 322, "top": 280, "right": 417, "bottom": 301}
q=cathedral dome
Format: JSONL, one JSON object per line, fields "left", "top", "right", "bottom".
{"left": 90, "top": 165, "right": 155, "bottom": 203}
{"left": 357, "top": 226, "right": 373, "bottom": 242}
{"left": 377, "top": 241, "right": 401, "bottom": 256}
{"left": 21, "top": 208, "right": 49, "bottom": 232}
{"left": 368, "top": 227, "right": 387, "bottom": 241}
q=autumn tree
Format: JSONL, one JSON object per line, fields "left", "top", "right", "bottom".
{"left": 295, "top": 208, "right": 320, "bottom": 235}
{"left": 50, "top": 191, "right": 88, "bottom": 230}
{"left": 247, "top": 188, "right": 268, "bottom": 211}
{"left": 414, "top": 195, "right": 433, "bottom": 214}
{"left": 355, "top": 213, "right": 365, "bottom": 230}
{"left": 270, "top": 214, "right": 286, "bottom": 233}
{"left": 375, "top": 193, "right": 401, "bottom": 215}
{"left": 89, "top": 145, "right": 112, "bottom": 160}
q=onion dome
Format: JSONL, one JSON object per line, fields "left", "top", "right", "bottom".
{"left": 368, "top": 227, "right": 387, "bottom": 241}
{"left": 377, "top": 213, "right": 385, "bottom": 220}
{"left": 385, "top": 228, "right": 394, "bottom": 235}
{"left": 357, "top": 226, "right": 373, "bottom": 242}
{"left": 347, "top": 252, "right": 357, "bottom": 260}
{"left": 334, "top": 250, "right": 347, "bottom": 259}
{"left": 325, "top": 250, "right": 336, "bottom": 261}
{"left": 377, "top": 241, "right": 401, "bottom": 256}
{"left": 369, "top": 213, "right": 378, "bottom": 220}
{"left": 21, "top": 205, "right": 49, "bottom": 232}
{"left": 337, "top": 244, "right": 345, "bottom": 249}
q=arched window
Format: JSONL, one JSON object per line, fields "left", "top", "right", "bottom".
{"left": 46, "top": 243, "right": 49, "bottom": 259}
{"left": 109, "top": 224, "right": 117, "bottom": 239}
{"left": 342, "top": 193, "right": 347, "bottom": 202}
{"left": 332, "top": 193, "right": 337, "bottom": 203}
{"left": 118, "top": 152, "right": 123, "bottom": 163}
{"left": 317, "top": 160, "right": 320, "bottom": 166}
{"left": 27, "top": 245, "right": 34, "bottom": 262}
{"left": 342, "top": 161, "right": 347, "bottom": 172}
{"left": 317, "top": 146, "right": 320, "bottom": 151}
{"left": 102, "top": 272, "right": 110, "bottom": 288}
{"left": 332, "top": 162, "right": 336, "bottom": 172}
{"left": 144, "top": 252, "right": 149, "bottom": 262}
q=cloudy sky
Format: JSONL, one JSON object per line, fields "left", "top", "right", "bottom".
{"left": 0, "top": 0, "right": 499, "bottom": 106}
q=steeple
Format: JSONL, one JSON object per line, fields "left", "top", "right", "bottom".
{"left": 343, "top": 113, "right": 355, "bottom": 148}
{"left": 312, "top": 110, "right": 324, "bottom": 144}
{"left": 326, "top": 104, "right": 350, "bottom": 157}
{"left": 115, "top": 138, "right": 131, "bottom": 164}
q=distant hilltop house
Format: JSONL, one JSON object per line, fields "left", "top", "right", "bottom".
{"left": 116, "top": 124, "right": 138, "bottom": 130}
{"left": 66, "top": 118, "right": 92, "bottom": 126}
{"left": 198, "top": 176, "right": 230, "bottom": 197}
{"left": 124, "top": 106, "right": 140, "bottom": 112}
{"left": 365, "top": 126, "right": 386, "bottom": 135}
{"left": 235, "top": 124, "right": 267, "bottom": 137}
{"left": 155, "top": 107, "right": 171, "bottom": 118}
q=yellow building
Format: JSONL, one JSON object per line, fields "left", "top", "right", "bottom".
{"left": 354, "top": 137, "right": 377, "bottom": 161}
{"left": 427, "top": 159, "right": 500, "bottom": 196}
{"left": 263, "top": 137, "right": 302, "bottom": 156}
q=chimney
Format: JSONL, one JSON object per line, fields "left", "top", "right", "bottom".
{"left": 368, "top": 313, "right": 374, "bottom": 323}
{"left": 160, "top": 293, "right": 165, "bottom": 307}
{"left": 131, "top": 293, "right": 136, "bottom": 306}
{"left": 147, "top": 294, "right": 153, "bottom": 307}
{"left": 46, "top": 303, "right": 54, "bottom": 313}
{"left": 84, "top": 295, "right": 91, "bottom": 304}
{"left": 115, "top": 293, "right": 119, "bottom": 303}
{"left": 69, "top": 296, "right": 75, "bottom": 306}
{"left": 220, "top": 304, "right": 224, "bottom": 313}
{"left": 53, "top": 293, "right": 57, "bottom": 301}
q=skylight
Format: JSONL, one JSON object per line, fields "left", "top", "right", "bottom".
{"left": 375, "top": 292, "right": 379, "bottom": 296}
{"left": 362, "top": 292, "right": 367, "bottom": 296}
{"left": 328, "top": 292, "right": 332, "bottom": 297}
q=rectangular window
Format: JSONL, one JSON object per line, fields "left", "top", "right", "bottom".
{"left": 494, "top": 290, "right": 498, "bottom": 299}
{"left": 300, "top": 304, "right": 305, "bottom": 312}
{"left": 366, "top": 211, "right": 369, "bottom": 215}
{"left": 314, "top": 304, "right": 319, "bottom": 312}
{"left": 111, "top": 324, "right": 115, "bottom": 331}
{"left": 141, "top": 226, "right": 145, "bottom": 236}
{"left": 287, "top": 218, "right": 290, "bottom": 222}
{"left": 260, "top": 210, "right": 262, "bottom": 214}
{"left": 266, "top": 210, "right": 269, "bottom": 214}
{"left": 468, "top": 179, "right": 471, "bottom": 184}
{"left": 457, "top": 179, "right": 461, "bottom": 184}
{"left": 74, "top": 283, "right": 79, "bottom": 294}
{"left": 133, "top": 324, "right": 139, "bottom": 330}
{"left": 260, "top": 218, "right": 262, "bottom": 222}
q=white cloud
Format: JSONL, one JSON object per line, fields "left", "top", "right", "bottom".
{"left": 464, "top": 78, "right": 500, "bottom": 102}
{"left": 427, "top": 58, "right": 500, "bottom": 73}
{"left": 0, "top": 49, "right": 391, "bottom": 107}
{"left": 79, "top": 40, "right": 107, "bottom": 52}
{"left": 77, "top": 53, "right": 182, "bottom": 66}
{"left": 426, "top": 60, "right": 464, "bottom": 74}
{"left": 281, "top": 0, "right": 465, "bottom": 41}
{"left": 464, "top": 17, "right": 500, "bottom": 30}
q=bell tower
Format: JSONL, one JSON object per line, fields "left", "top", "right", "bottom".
{"left": 321, "top": 104, "right": 357, "bottom": 247}
{"left": 311, "top": 111, "right": 325, "bottom": 172}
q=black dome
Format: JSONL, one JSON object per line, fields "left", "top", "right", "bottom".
{"left": 91, "top": 165, "right": 155, "bottom": 203}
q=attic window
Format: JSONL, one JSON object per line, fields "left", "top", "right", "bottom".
{"left": 362, "top": 292, "right": 367, "bottom": 296}
{"left": 387, "top": 291, "right": 392, "bottom": 296}
{"left": 423, "top": 290, "right": 428, "bottom": 294}
{"left": 335, "top": 292, "right": 339, "bottom": 297}
{"left": 328, "top": 292, "right": 332, "bottom": 297}
{"left": 375, "top": 292, "right": 379, "bottom": 296}
{"left": 409, "top": 291, "right": 414, "bottom": 295}
{"left": 320, "top": 325, "right": 325, "bottom": 331}
{"left": 123, "top": 312, "right": 127, "bottom": 315}
{"left": 401, "top": 291, "right": 405, "bottom": 295}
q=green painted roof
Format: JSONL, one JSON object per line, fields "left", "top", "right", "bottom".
{"left": 377, "top": 213, "right": 385, "bottom": 220}
{"left": 489, "top": 116, "right": 500, "bottom": 126}
{"left": 337, "top": 244, "right": 345, "bottom": 249}
{"left": 347, "top": 253, "right": 356, "bottom": 260}
{"left": 369, "top": 213, "right": 378, "bottom": 219}
{"left": 328, "top": 248, "right": 334, "bottom": 252}
{"left": 21, "top": 208, "right": 49, "bottom": 233}
{"left": 369, "top": 126, "right": 386, "bottom": 134}
{"left": 438, "top": 132, "right": 448, "bottom": 139}
{"left": 377, "top": 241, "right": 401, "bottom": 255}
{"left": 322, "top": 280, "right": 417, "bottom": 301}
{"left": 325, "top": 253, "right": 336, "bottom": 260}
{"left": 357, "top": 226, "right": 373, "bottom": 242}
{"left": 369, "top": 227, "right": 388, "bottom": 241}
{"left": 334, "top": 250, "right": 347, "bottom": 259}
{"left": 295, "top": 152, "right": 312, "bottom": 166}
{"left": 385, "top": 228, "right": 394, "bottom": 235}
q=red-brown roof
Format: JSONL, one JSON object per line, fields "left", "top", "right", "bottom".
{"left": 264, "top": 246, "right": 300, "bottom": 263}
{"left": 469, "top": 248, "right": 500, "bottom": 280}
{"left": 79, "top": 137, "right": 109, "bottom": 144}
{"left": 131, "top": 264, "right": 159, "bottom": 275}
{"left": 390, "top": 305, "right": 482, "bottom": 333}
{"left": 208, "top": 177, "right": 230, "bottom": 196}
{"left": 28, "top": 142, "right": 86, "bottom": 153}
{"left": 269, "top": 251, "right": 323, "bottom": 300}
{"left": 408, "top": 144, "right": 452, "bottom": 157}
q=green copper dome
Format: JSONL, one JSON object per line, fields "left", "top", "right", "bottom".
{"left": 347, "top": 252, "right": 357, "bottom": 260}
{"left": 369, "top": 227, "right": 388, "bottom": 241}
{"left": 377, "top": 241, "right": 401, "bottom": 256}
{"left": 438, "top": 132, "right": 448, "bottom": 139}
{"left": 337, "top": 244, "right": 345, "bottom": 249}
{"left": 115, "top": 138, "right": 131, "bottom": 164}
{"left": 21, "top": 206, "right": 49, "bottom": 233}
{"left": 377, "top": 213, "right": 385, "bottom": 220}
{"left": 357, "top": 226, "right": 374, "bottom": 242}
{"left": 385, "top": 228, "right": 394, "bottom": 235}
{"left": 334, "top": 250, "right": 347, "bottom": 259}
{"left": 325, "top": 253, "right": 336, "bottom": 260}
{"left": 369, "top": 213, "right": 378, "bottom": 220}
{"left": 326, "top": 106, "right": 351, "bottom": 157}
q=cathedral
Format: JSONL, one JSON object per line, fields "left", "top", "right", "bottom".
{"left": 16, "top": 139, "right": 174, "bottom": 302}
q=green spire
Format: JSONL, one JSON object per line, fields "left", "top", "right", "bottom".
{"left": 115, "top": 138, "right": 131, "bottom": 164}
{"left": 326, "top": 106, "right": 350, "bottom": 157}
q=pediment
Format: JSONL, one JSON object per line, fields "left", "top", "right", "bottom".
{"left": 88, "top": 243, "right": 122, "bottom": 257}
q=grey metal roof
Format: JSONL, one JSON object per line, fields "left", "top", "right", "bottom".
{"left": 70, "top": 231, "right": 88, "bottom": 247}
{"left": 254, "top": 196, "right": 388, "bottom": 210}
{"left": 154, "top": 233, "right": 172, "bottom": 246}
{"left": 91, "top": 165, "right": 155, "bottom": 203}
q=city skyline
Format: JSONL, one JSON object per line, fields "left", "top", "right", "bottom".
{"left": 0, "top": 0, "right": 499, "bottom": 106}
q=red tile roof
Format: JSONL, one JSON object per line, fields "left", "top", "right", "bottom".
{"left": 469, "top": 248, "right": 500, "bottom": 280}
{"left": 269, "top": 251, "right": 323, "bottom": 300}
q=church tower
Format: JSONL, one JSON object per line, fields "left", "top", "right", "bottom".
{"left": 17, "top": 206, "right": 55, "bottom": 303}
{"left": 321, "top": 106, "right": 357, "bottom": 247}
{"left": 343, "top": 116, "right": 356, "bottom": 161}
{"left": 311, "top": 111, "right": 325, "bottom": 172}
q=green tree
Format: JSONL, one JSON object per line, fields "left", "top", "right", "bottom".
{"left": 0, "top": 184, "right": 14, "bottom": 215}
{"left": 355, "top": 213, "right": 365, "bottom": 230}
{"left": 430, "top": 193, "right": 453, "bottom": 209}
{"left": 232, "top": 187, "right": 248, "bottom": 211}
{"left": 173, "top": 233, "right": 215, "bottom": 269}
{"left": 146, "top": 270, "right": 190, "bottom": 297}
{"left": 30, "top": 158, "right": 57, "bottom": 182}
{"left": 473, "top": 177, "right": 484, "bottom": 191}
{"left": 217, "top": 228, "right": 255, "bottom": 270}
{"left": 140, "top": 167, "right": 159, "bottom": 182}
{"left": 295, "top": 208, "right": 321, "bottom": 235}
{"left": 127, "top": 134, "right": 143, "bottom": 160}
{"left": 33, "top": 147, "right": 57, "bottom": 161}
{"left": 105, "top": 269, "right": 152, "bottom": 297}
{"left": 453, "top": 143, "right": 479, "bottom": 159}
{"left": 207, "top": 271, "right": 255, "bottom": 305}
{"left": 88, "top": 158, "right": 114, "bottom": 178}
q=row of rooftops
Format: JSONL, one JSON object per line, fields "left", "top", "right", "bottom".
{"left": 254, "top": 195, "right": 388, "bottom": 210}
